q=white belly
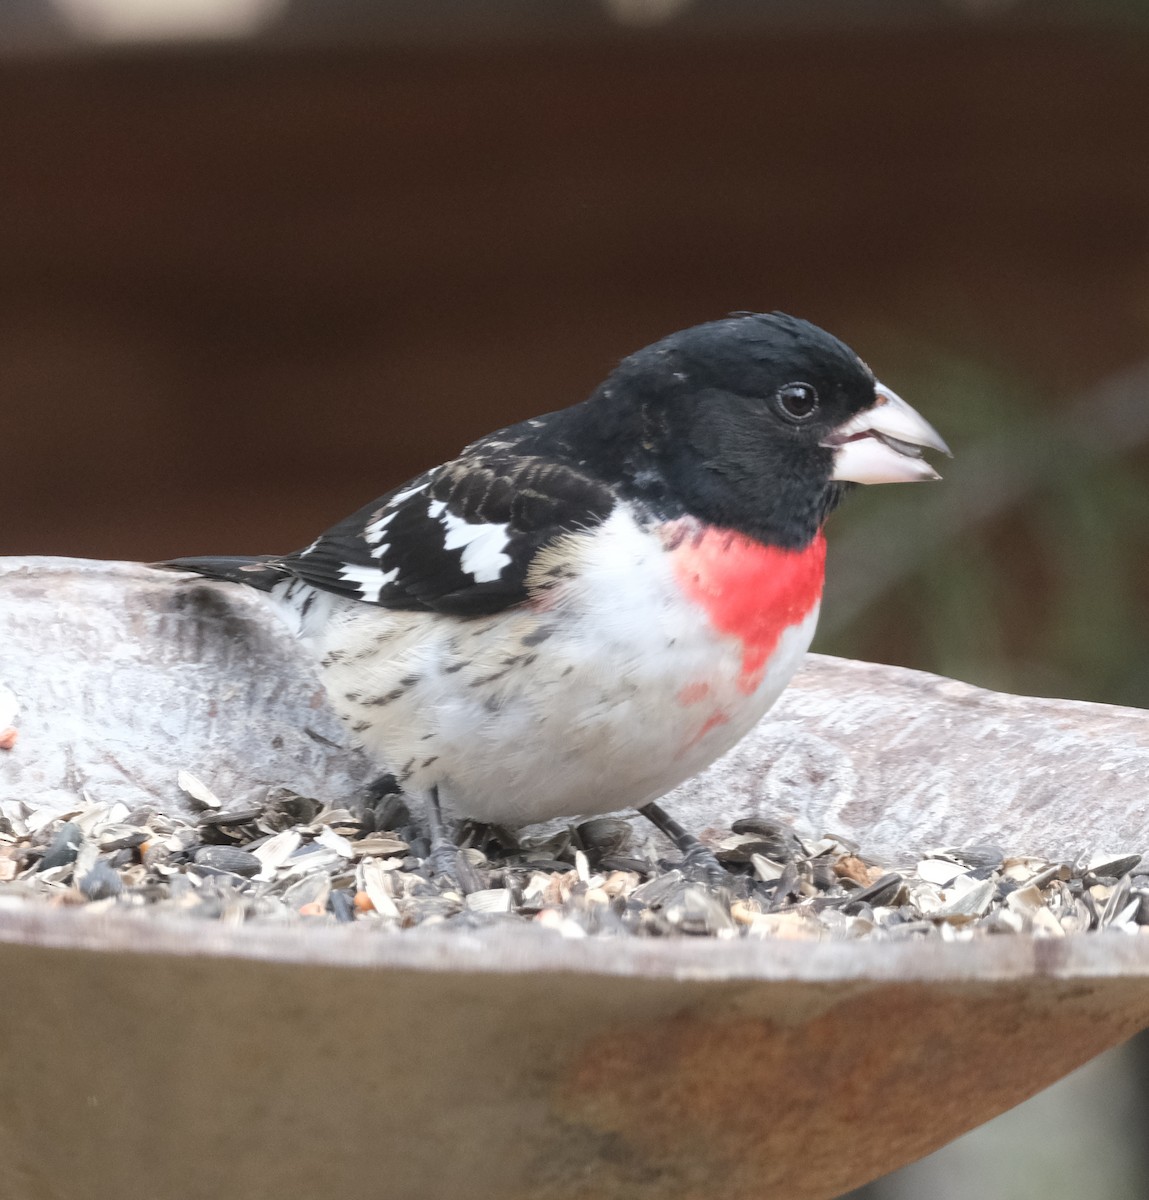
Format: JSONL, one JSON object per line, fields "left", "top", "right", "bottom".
{"left": 281, "top": 510, "right": 821, "bottom": 825}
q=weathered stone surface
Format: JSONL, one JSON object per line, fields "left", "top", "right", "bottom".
{"left": 0, "top": 557, "right": 373, "bottom": 817}
{"left": 4, "top": 556, "right": 1149, "bottom": 1200}
{"left": 669, "top": 655, "right": 1149, "bottom": 861}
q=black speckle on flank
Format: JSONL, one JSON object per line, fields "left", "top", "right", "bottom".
{"left": 470, "top": 670, "right": 509, "bottom": 688}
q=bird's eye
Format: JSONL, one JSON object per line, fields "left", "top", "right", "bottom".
{"left": 775, "top": 383, "right": 819, "bottom": 422}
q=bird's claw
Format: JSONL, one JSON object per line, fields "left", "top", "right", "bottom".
{"left": 426, "top": 842, "right": 464, "bottom": 883}
{"left": 679, "top": 843, "right": 729, "bottom": 889}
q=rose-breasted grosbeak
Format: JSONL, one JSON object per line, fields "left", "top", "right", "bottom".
{"left": 162, "top": 313, "right": 947, "bottom": 879}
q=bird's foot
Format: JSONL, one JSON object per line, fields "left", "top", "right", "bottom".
{"left": 637, "top": 800, "right": 731, "bottom": 889}
{"left": 424, "top": 840, "right": 486, "bottom": 895}
{"left": 425, "top": 840, "right": 464, "bottom": 882}
{"left": 679, "top": 841, "right": 730, "bottom": 889}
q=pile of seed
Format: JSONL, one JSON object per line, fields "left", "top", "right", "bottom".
{"left": 0, "top": 772, "right": 1146, "bottom": 939}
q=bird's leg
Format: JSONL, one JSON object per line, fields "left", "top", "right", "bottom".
{"left": 422, "top": 785, "right": 464, "bottom": 880}
{"left": 637, "top": 801, "right": 728, "bottom": 887}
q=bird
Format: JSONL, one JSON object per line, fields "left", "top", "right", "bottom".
{"left": 160, "top": 313, "right": 949, "bottom": 880}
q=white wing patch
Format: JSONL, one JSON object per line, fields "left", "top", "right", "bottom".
{"left": 364, "top": 509, "right": 398, "bottom": 546}
{"left": 439, "top": 511, "right": 511, "bottom": 583}
{"left": 363, "top": 483, "right": 435, "bottom": 560}
{"left": 386, "top": 480, "right": 429, "bottom": 507}
{"left": 339, "top": 562, "right": 399, "bottom": 602}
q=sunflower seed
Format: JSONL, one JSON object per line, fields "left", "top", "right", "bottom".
{"left": 1087, "top": 852, "right": 1144, "bottom": 879}
{"left": 664, "top": 886, "right": 736, "bottom": 936}
{"left": 1032, "top": 906, "right": 1067, "bottom": 937}
{"left": 37, "top": 822, "right": 82, "bottom": 871}
{"left": 916, "top": 858, "right": 968, "bottom": 887}
{"left": 1005, "top": 885, "right": 1045, "bottom": 917}
{"left": 283, "top": 873, "right": 331, "bottom": 911}
{"left": 465, "top": 889, "right": 513, "bottom": 914}
{"left": 631, "top": 870, "right": 685, "bottom": 907}
{"left": 843, "top": 873, "right": 903, "bottom": 911}
{"left": 1027, "top": 863, "right": 1068, "bottom": 890}
{"left": 329, "top": 888, "right": 356, "bottom": 922}
{"left": 360, "top": 859, "right": 400, "bottom": 918}
{"left": 351, "top": 835, "right": 409, "bottom": 858}
{"left": 714, "top": 833, "right": 779, "bottom": 864}
{"left": 252, "top": 830, "right": 302, "bottom": 876}
{"left": 1100, "top": 874, "right": 1134, "bottom": 927}
{"left": 177, "top": 770, "right": 222, "bottom": 810}
{"left": 933, "top": 879, "right": 995, "bottom": 923}
{"left": 79, "top": 860, "right": 123, "bottom": 901}
{"left": 751, "top": 854, "right": 785, "bottom": 882}
{"left": 730, "top": 816, "right": 800, "bottom": 859}
{"left": 576, "top": 817, "right": 633, "bottom": 858}
{"left": 953, "top": 843, "right": 1005, "bottom": 870}
{"left": 193, "top": 845, "right": 261, "bottom": 878}
{"left": 197, "top": 807, "right": 262, "bottom": 828}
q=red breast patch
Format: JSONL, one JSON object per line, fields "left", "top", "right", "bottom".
{"left": 669, "top": 524, "right": 826, "bottom": 694}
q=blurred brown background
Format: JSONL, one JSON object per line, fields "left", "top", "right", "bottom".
{"left": 0, "top": 24, "right": 1143, "bottom": 532}
{"left": 4, "top": 2, "right": 1149, "bottom": 1195}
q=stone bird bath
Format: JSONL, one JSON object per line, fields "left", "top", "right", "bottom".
{"left": 2, "top": 557, "right": 1149, "bottom": 1200}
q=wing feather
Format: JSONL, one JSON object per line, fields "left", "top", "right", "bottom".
{"left": 278, "top": 456, "right": 616, "bottom": 616}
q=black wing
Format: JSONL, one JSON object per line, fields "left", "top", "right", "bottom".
{"left": 279, "top": 454, "right": 617, "bottom": 616}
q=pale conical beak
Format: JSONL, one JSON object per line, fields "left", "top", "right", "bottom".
{"left": 823, "top": 383, "right": 951, "bottom": 484}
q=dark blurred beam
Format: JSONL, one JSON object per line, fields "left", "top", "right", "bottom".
{"left": 5, "top": 1, "right": 1148, "bottom": 58}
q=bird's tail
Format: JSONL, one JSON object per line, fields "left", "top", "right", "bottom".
{"left": 155, "top": 555, "right": 285, "bottom": 592}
